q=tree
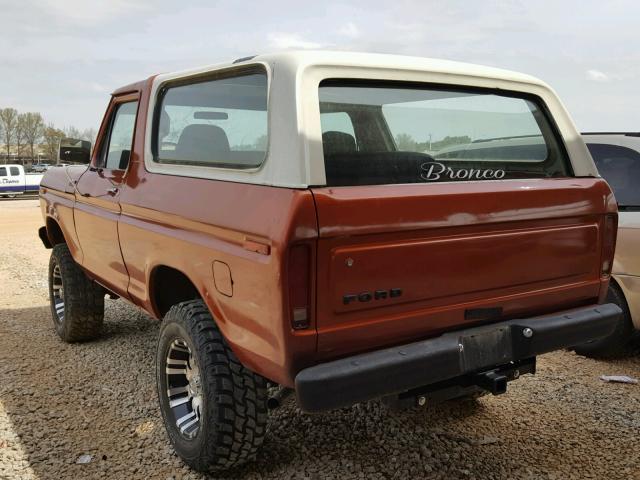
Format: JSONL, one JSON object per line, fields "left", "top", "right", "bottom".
{"left": 0, "top": 108, "right": 18, "bottom": 162}
{"left": 15, "top": 114, "right": 27, "bottom": 164}
{"left": 64, "top": 126, "right": 98, "bottom": 145}
{"left": 42, "top": 124, "right": 65, "bottom": 164}
{"left": 22, "top": 112, "right": 45, "bottom": 162}
{"left": 82, "top": 128, "right": 98, "bottom": 145}
{"left": 395, "top": 133, "right": 417, "bottom": 151}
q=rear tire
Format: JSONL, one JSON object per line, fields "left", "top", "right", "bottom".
{"left": 48, "top": 243, "right": 104, "bottom": 342}
{"left": 156, "top": 300, "right": 268, "bottom": 472}
{"left": 574, "top": 283, "right": 636, "bottom": 358}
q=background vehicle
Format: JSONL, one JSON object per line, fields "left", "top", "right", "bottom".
{"left": 31, "top": 163, "right": 51, "bottom": 173}
{"left": 580, "top": 132, "right": 640, "bottom": 356}
{"left": 38, "top": 51, "right": 620, "bottom": 472}
{"left": 0, "top": 164, "right": 43, "bottom": 197}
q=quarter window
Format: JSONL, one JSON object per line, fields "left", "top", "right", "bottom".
{"left": 10, "top": 167, "right": 19, "bottom": 176}
{"left": 154, "top": 71, "right": 268, "bottom": 169}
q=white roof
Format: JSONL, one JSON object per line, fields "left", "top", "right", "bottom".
{"left": 164, "top": 50, "right": 547, "bottom": 88}
{"left": 143, "top": 50, "right": 597, "bottom": 187}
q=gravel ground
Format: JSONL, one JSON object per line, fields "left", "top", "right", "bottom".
{"left": 0, "top": 198, "right": 639, "bottom": 480}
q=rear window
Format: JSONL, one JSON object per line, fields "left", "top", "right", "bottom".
{"left": 586, "top": 142, "right": 640, "bottom": 208}
{"left": 319, "top": 81, "right": 571, "bottom": 186}
{"left": 153, "top": 70, "right": 267, "bottom": 169}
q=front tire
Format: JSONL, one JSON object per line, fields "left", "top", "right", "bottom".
{"left": 156, "top": 300, "right": 268, "bottom": 472}
{"left": 48, "top": 243, "right": 104, "bottom": 342}
{"left": 574, "top": 283, "right": 636, "bottom": 358}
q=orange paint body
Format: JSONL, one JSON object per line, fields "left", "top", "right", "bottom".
{"left": 39, "top": 73, "right": 617, "bottom": 388}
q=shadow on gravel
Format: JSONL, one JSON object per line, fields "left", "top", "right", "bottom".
{"left": 1, "top": 302, "right": 639, "bottom": 480}
{"left": 0, "top": 303, "right": 161, "bottom": 480}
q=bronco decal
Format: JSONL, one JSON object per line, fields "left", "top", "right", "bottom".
{"left": 421, "top": 161, "right": 506, "bottom": 181}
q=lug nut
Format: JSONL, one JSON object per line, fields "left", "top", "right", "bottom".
{"left": 522, "top": 327, "right": 533, "bottom": 338}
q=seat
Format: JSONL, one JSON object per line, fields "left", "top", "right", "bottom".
{"left": 174, "top": 124, "right": 230, "bottom": 163}
{"left": 322, "top": 131, "right": 357, "bottom": 155}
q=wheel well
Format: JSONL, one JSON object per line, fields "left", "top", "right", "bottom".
{"left": 46, "top": 218, "right": 66, "bottom": 246}
{"left": 150, "top": 266, "right": 201, "bottom": 318}
{"left": 608, "top": 277, "right": 630, "bottom": 311}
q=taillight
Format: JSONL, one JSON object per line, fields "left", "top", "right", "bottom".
{"left": 288, "top": 244, "right": 311, "bottom": 330}
{"left": 601, "top": 214, "right": 617, "bottom": 276}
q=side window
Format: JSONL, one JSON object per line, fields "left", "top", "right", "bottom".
{"left": 102, "top": 101, "right": 138, "bottom": 170}
{"left": 0, "top": 167, "right": 6, "bottom": 177}
{"left": 587, "top": 143, "right": 640, "bottom": 207}
{"left": 10, "top": 166, "right": 19, "bottom": 176}
{"left": 154, "top": 71, "right": 268, "bottom": 169}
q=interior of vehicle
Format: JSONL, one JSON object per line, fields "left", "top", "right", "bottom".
{"left": 319, "top": 81, "right": 571, "bottom": 186}
{"left": 155, "top": 72, "right": 268, "bottom": 169}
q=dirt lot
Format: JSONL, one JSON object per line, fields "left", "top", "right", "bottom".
{"left": 0, "top": 198, "right": 639, "bottom": 480}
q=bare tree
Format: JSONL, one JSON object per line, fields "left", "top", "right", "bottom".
{"left": 0, "top": 108, "right": 18, "bottom": 162}
{"left": 65, "top": 125, "right": 98, "bottom": 145}
{"left": 16, "top": 114, "right": 27, "bottom": 164}
{"left": 64, "top": 126, "right": 82, "bottom": 139}
{"left": 42, "top": 123, "right": 65, "bottom": 164}
{"left": 82, "top": 128, "right": 98, "bottom": 145}
{"left": 22, "top": 112, "right": 45, "bottom": 162}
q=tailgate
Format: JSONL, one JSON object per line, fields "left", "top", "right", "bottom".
{"left": 311, "top": 178, "right": 612, "bottom": 357}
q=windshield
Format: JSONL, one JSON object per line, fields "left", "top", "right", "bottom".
{"left": 319, "top": 81, "right": 571, "bottom": 186}
{"left": 586, "top": 142, "right": 640, "bottom": 208}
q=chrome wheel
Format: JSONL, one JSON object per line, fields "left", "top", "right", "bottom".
{"left": 165, "top": 338, "right": 202, "bottom": 440}
{"left": 52, "top": 263, "right": 64, "bottom": 325}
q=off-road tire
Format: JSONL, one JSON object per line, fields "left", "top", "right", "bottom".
{"left": 574, "top": 283, "right": 636, "bottom": 358}
{"left": 156, "top": 300, "right": 268, "bottom": 472}
{"left": 48, "top": 243, "right": 104, "bottom": 342}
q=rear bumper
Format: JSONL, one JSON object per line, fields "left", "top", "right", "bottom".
{"left": 295, "top": 303, "right": 621, "bottom": 412}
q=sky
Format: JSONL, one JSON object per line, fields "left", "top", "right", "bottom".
{"left": 0, "top": 0, "right": 638, "bottom": 133}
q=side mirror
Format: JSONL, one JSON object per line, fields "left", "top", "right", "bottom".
{"left": 59, "top": 138, "right": 91, "bottom": 165}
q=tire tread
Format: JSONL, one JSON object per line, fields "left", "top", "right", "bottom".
{"left": 49, "top": 243, "right": 104, "bottom": 342}
{"left": 158, "top": 300, "right": 268, "bottom": 472}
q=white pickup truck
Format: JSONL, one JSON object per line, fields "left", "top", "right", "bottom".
{"left": 0, "top": 164, "right": 43, "bottom": 197}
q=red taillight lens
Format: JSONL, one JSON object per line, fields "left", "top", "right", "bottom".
{"left": 601, "top": 214, "right": 617, "bottom": 276}
{"left": 288, "top": 244, "right": 310, "bottom": 330}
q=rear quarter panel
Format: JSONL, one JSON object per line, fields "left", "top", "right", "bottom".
{"left": 118, "top": 163, "right": 318, "bottom": 386}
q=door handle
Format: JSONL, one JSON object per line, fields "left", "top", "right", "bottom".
{"left": 107, "top": 187, "right": 119, "bottom": 196}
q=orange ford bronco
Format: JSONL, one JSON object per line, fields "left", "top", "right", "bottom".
{"left": 38, "top": 51, "right": 620, "bottom": 471}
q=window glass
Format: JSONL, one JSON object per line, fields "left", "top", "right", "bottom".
{"left": 10, "top": 167, "right": 19, "bottom": 176}
{"left": 587, "top": 143, "right": 640, "bottom": 207}
{"left": 320, "top": 111, "right": 357, "bottom": 156}
{"left": 0, "top": 167, "right": 6, "bottom": 176}
{"left": 104, "top": 101, "right": 138, "bottom": 170}
{"left": 155, "top": 72, "right": 268, "bottom": 169}
{"left": 319, "top": 81, "right": 570, "bottom": 186}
